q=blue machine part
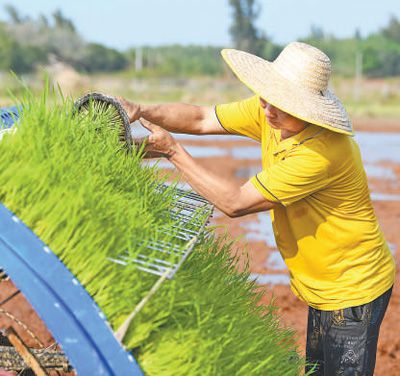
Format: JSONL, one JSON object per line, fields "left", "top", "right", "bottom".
{"left": 0, "top": 106, "right": 20, "bottom": 129}
{"left": 0, "top": 204, "right": 144, "bottom": 376}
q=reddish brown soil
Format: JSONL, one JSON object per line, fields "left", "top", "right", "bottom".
{"left": 0, "top": 118, "right": 399, "bottom": 374}
{"left": 353, "top": 117, "right": 400, "bottom": 133}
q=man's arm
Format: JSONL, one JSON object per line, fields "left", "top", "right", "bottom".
{"left": 170, "top": 143, "right": 276, "bottom": 217}
{"left": 118, "top": 98, "right": 227, "bottom": 135}
{"left": 140, "top": 119, "right": 276, "bottom": 217}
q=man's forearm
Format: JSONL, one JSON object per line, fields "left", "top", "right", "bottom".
{"left": 139, "top": 119, "right": 275, "bottom": 217}
{"left": 118, "top": 97, "right": 224, "bottom": 135}
{"left": 169, "top": 143, "right": 241, "bottom": 216}
{"left": 140, "top": 103, "right": 206, "bottom": 134}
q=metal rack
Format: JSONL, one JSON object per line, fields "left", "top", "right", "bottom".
{"left": 113, "top": 186, "right": 214, "bottom": 342}
{"left": 109, "top": 186, "right": 213, "bottom": 279}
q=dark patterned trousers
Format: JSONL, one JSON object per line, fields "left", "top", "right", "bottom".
{"left": 305, "top": 287, "right": 393, "bottom": 376}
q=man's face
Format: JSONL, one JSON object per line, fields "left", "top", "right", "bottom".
{"left": 259, "top": 97, "right": 305, "bottom": 132}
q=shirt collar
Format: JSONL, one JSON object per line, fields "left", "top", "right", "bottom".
{"left": 272, "top": 124, "right": 325, "bottom": 155}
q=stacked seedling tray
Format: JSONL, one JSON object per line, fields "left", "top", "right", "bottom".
{"left": 0, "top": 101, "right": 213, "bottom": 374}
{"left": 0, "top": 92, "right": 303, "bottom": 375}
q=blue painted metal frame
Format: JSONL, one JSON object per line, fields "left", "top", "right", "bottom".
{"left": 0, "top": 106, "right": 20, "bottom": 129}
{"left": 0, "top": 204, "right": 144, "bottom": 376}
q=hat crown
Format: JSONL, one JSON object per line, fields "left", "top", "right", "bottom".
{"left": 273, "top": 42, "right": 331, "bottom": 93}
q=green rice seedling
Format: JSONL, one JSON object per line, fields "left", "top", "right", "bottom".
{"left": 136, "top": 235, "right": 304, "bottom": 376}
{"left": 0, "top": 87, "right": 304, "bottom": 375}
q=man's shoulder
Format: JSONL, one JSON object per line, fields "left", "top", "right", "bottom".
{"left": 215, "top": 95, "right": 264, "bottom": 142}
{"left": 286, "top": 128, "right": 359, "bottom": 176}
{"left": 307, "top": 130, "right": 364, "bottom": 178}
{"left": 308, "top": 128, "right": 355, "bottom": 156}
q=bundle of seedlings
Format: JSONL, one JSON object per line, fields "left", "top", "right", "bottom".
{"left": 0, "top": 88, "right": 303, "bottom": 375}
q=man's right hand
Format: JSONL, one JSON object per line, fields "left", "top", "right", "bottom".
{"left": 117, "top": 97, "right": 141, "bottom": 123}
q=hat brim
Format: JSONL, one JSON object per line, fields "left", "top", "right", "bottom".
{"left": 221, "top": 49, "right": 353, "bottom": 136}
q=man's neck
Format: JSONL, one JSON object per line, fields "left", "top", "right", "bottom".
{"left": 280, "top": 122, "right": 310, "bottom": 140}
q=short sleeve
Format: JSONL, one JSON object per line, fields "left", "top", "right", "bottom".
{"left": 215, "top": 95, "right": 263, "bottom": 142}
{"left": 250, "top": 149, "right": 330, "bottom": 206}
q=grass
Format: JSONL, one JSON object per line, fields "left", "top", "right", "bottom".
{"left": 345, "top": 100, "right": 400, "bottom": 119}
{"left": 0, "top": 86, "right": 304, "bottom": 375}
{"left": 331, "top": 76, "right": 400, "bottom": 119}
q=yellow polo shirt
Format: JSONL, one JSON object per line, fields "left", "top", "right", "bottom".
{"left": 215, "top": 95, "right": 395, "bottom": 310}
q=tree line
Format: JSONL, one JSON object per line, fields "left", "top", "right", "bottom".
{"left": 0, "top": 3, "right": 399, "bottom": 78}
{"left": 0, "top": 6, "right": 128, "bottom": 74}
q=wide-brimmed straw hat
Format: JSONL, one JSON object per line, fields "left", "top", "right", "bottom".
{"left": 221, "top": 42, "right": 353, "bottom": 135}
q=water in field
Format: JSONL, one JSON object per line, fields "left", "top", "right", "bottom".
{"left": 172, "top": 131, "right": 400, "bottom": 163}
{"left": 248, "top": 273, "right": 290, "bottom": 286}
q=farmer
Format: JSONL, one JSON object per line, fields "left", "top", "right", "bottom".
{"left": 118, "top": 42, "right": 395, "bottom": 375}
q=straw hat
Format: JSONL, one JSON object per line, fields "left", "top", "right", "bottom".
{"left": 221, "top": 42, "right": 353, "bottom": 135}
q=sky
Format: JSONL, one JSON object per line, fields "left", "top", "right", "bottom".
{"left": 1, "top": 0, "right": 399, "bottom": 50}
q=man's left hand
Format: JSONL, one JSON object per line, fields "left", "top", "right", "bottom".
{"left": 138, "top": 118, "right": 179, "bottom": 159}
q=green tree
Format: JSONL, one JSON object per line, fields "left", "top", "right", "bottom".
{"left": 309, "top": 25, "right": 325, "bottom": 41}
{"left": 10, "top": 44, "right": 46, "bottom": 74}
{"left": 228, "top": 0, "right": 266, "bottom": 55}
{"left": 362, "top": 34, "right": 400, "bottom": 77}
{"left": 126, "top": 45, "right": 225, "bottom": 77}
{"left": 381, "top": 15, "right": 400, "bottom": 42}
{"left": 52, "top": 9, "right": 76, "bottom": 33}
{"left": 4, "top": 4, "right": 24, "bottom": 24}
{"left": 357, "top": 16, "right": 400, "bottom": 77}
{"left": 80, "top": 43, "right": 128, "bottom": 72}
{"left": 0, "top": 22, "right": 13, "bottom": 70}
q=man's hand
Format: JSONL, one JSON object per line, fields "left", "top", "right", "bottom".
{"left": 116, "top": 97, "right": 141, "bottom": 123}
{"left": 139, "top": 118, "right": 179, "bottom": 159}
